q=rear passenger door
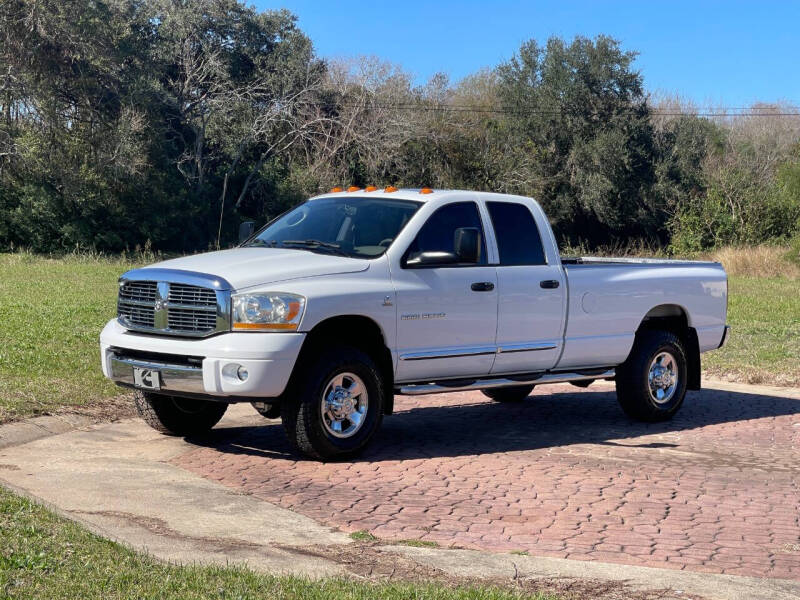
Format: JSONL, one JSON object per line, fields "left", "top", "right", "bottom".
{"left": 487, "top": 201, "right": 566, "bottom": 374}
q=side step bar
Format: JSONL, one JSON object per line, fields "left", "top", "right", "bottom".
{"left": 397, "top": 369, "right": 615, "bottom": 396}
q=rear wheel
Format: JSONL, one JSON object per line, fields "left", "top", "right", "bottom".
{"left": 482, "top": 385, "right": 535, "bottom": 403}
{"left": 134, "top": 391, "right": 228, "bottom": 436}
{"left": 281, "top": 347, "right": 384, "bottom": 461}
{"left": 616, "top": 330, "right": 688, "bottom": 422}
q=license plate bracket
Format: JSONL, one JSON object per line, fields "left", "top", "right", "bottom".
{"left": 132, "top": 367, "right": 161, "bottom": 391}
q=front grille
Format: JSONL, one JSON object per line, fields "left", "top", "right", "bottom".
{"left": 118, "top": 281, "right": 157, "bottom": 328}
{"left": 118, "top": 303, "right": 156, "bottom": 328}
{"left": 167, "top": 307, "right": 217, "bottom": 331}
{"left": 168, "top": 284, "right": 216, "bottom": 307}
{"left": 117, "top": 279, "right": 224, "bottom": 337}
{"left": 119, "top": 281, "right": 158, "bottom": 303}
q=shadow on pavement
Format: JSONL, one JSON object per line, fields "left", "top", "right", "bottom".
{"left": 188, "top": 386, "right": 800, "bottom": 462}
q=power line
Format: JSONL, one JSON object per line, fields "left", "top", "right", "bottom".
{"left": 330, "top": 101, "right": 800, "bottom": 117}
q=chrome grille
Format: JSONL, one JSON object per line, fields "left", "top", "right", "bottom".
{"left": 168, "top": 284, "right": 217, "bottom": 307}
{"left": 167, "top": 307, "right": 217, "bottom": 331}
{"left": 119, "top": 281, "right": 158, "bottom": 303}
{"left": 117, "top": 271, "right": 230, "bottom": 337}
{"left": 118, "top": 303, "right": 155, "bottom": 328}
{"left": 118, "top": 281, "right": 157, "bottom": 328}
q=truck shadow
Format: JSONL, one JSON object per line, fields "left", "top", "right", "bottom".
{"left": 191, "top": 387, "right": 800, "bottom": 461}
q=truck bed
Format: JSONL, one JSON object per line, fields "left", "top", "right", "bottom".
{"left": 555, "top": 256, "right": 727, "bottom": 371}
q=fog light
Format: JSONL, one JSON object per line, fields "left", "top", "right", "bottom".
{"left": 222, "top": 363, "right": 248, "bottom": 383}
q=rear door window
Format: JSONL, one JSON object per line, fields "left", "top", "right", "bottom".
{"left": 486, "top": 202, "right": 546, "bottom": 266}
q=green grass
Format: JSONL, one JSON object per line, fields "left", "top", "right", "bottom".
{"left": 0, "top": 253, "right": 143, "bottom": 421}
{"left": 0, "top": 488, "right": 556, "bottom": 600}
{"left": 0, "top": 252, "right": 797, "bottom": 423}
{"left": 703, "top": 276, "right": 800, "bottom": 385}
{"left": 349, "top": 530, "right": 378, "bottom": 542}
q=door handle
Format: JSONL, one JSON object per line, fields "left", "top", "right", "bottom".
{"left": 540, "top": 279, "right": 560, "bottom": 289}
{"left": 471, "top": 281, "right": 495, "bottom": 292}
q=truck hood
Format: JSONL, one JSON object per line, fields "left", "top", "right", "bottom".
{"left": 146, "top": 248, "right": 370, "bottom": 290}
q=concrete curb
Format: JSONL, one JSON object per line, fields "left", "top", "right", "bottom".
{"left": 385, "top": 545, "right": 800, "bottom": 600}
{"left": 0, "top": 413, "right": 97, "bottom": 450}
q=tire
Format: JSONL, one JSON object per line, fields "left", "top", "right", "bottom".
{"left": 251, "top": 401, "right": 281, "bottom": 419}
{"left": 133, "top": 390, "right": 228, "bottom": 436}
{"left": 281, "top": 347, "right": 384, "bottom": 461}
{"left": 616, "top": 330, "right": 688, "bottom": 422}
{"left": 482, "top": 385, "right": 535, "bottom": 403}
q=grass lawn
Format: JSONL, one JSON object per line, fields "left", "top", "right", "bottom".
{"left": 1, "top": 252, "right": 798, "bottom": 423}
{"left": 702, "top": 276, "right": 800, "bottom": 386}
{"left": 0, "top": 488, "right": 556, "bottom": 600}
{"left": 0, "top": 253, "right": 142, "bottom": 422}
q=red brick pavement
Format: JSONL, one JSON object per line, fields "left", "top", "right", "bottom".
{"left": 174, "top": 382, "right": 800, "bottom": 580}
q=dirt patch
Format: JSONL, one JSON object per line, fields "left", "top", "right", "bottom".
{"left": 0, "top": 394, "right": 136, "bottom": 427}
{"left": 70, "top": 509, "right": 265, "bottom": 554}
{"left": 55, "top": 394, "right": 137, "bottom": 423}
{"left": 278, "top": 541, "right": 706, "bottom": 600}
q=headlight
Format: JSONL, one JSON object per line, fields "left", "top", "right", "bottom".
{"left": 232, "top": 292, "right": 305, "bottom": 331}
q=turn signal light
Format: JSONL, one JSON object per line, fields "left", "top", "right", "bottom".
{"left": 330, "top": 186, "right": 343, "bottom": 192}
{"left": 420, "top": 187, "right": 434, "bottom": 194}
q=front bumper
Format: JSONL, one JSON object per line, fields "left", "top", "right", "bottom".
{"left": 100, "top": 319, "right": 304, "bottom": 399}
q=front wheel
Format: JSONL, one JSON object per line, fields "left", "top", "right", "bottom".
{"left": 616, "top": 330, "right": 688, "bottom": 422}
{"left": 281, "top": 347, "right": 384, "bottom": 461}
{"left": 134, "top": 391, "right": 228, "bottom": 436}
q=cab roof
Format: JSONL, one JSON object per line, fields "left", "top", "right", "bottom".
{"left": 310, "top": 188, "right": 529, "bottom": 204}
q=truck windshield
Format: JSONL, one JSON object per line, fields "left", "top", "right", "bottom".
{"left": 245, "top": 197, "right": 422, "bottom": 258}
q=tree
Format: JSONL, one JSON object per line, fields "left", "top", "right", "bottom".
{"left": 496, "top": 36, "right": 659, "bottom": 245}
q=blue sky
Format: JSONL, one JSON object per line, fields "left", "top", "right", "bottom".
{"left": 255, "top": 0, "right": 800, "bottom": 107}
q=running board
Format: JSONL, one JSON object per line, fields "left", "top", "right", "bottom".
{"left": 397, "top": 369, "right": 615, "bottom": 396}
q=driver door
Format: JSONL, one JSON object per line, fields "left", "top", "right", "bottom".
{"left": 391, "top": 201, "right": 498, "bottom": 382}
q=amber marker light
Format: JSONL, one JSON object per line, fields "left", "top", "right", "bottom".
{"left": 384, "top": 186, "right": 398, "bottom": 193}
{"left": 365, "top": 185, "right": 378, "bottom": 192}
{"left": 330, "top": 186, "right": 343, "bottom": 192}
{"left": 420, "top": 187, "right": 434, "bottom": 194}
{"left": 347, "top": 186, "right": 361, "bottom": 192}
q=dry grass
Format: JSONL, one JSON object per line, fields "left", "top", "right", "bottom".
{"left": 701, "top": 245, "right": 800, "bottom": 279}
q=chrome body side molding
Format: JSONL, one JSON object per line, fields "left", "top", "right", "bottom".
{"left": 397, "top": 369, "right": 615, "bottom": 396}
{"left": 399, "top": 342, "right": 559, "bottom": 361}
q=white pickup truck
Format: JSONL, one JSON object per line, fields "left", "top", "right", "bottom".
{"left": 100, "top": 188, "right": 729, "bottom": 460}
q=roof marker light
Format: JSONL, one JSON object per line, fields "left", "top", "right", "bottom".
{"left": 420, "top": 187, "right": 434, "bottom": 194}
{"left": 364, "top": 185, "right": 378, "bottom": 192}
{"left": 347, "top": 186, "right": 361, "bottom": 192}
{"left": 384, "top": 186, "right": 398, "bottom": 193}
{"left": 330, "top": 186, "right": 343, "bottom": 193}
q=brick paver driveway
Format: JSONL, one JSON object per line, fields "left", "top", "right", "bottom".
{"left": 175, "top": 382, "right": 800, "bottom": 580}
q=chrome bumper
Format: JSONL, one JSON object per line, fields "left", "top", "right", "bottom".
{"left": 109, "top": 353, "right": 205, "bottom": 394}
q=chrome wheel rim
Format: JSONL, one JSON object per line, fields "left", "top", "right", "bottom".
{"left": 321, "top": 372, "right": 368, "bottom": 439}
{"left": 648, "top": 351, "right": 678, "bottom": 404}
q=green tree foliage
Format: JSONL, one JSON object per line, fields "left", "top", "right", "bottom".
{"left": 0, "top": 2, "right": 798, "bottom": 253}
{"left": 493, "top": 36, "right": 660, "bottom": 245}
{"left": 0, "top": 0, "right": 319, "bottom": 252}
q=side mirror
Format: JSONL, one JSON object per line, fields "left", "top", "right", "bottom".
{"left": 454, "top": 227, "right": 480, "bottom": 264}
{"left": 238, "top": 221, "right": 255, "bottom": 244}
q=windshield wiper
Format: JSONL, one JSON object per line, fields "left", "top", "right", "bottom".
{"left": 244, "top": 239, "right": 279, "bottom": 248}
{"left": 280, "top": 239, "right": 350, "bottom": 256}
